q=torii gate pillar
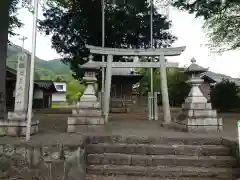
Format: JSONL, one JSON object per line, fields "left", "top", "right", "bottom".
{"left": 160, "top": 55, "right": 171, "bottom": 124}
{"left": 103, "top": 55, "right": 113, "bottom": 123}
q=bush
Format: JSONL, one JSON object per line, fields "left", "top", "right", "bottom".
{"left": 210, "top": 79, "right": 240, "bottom": 112}
{"left": 157, "top": 69, "right": 191, "bottom": 107}
{"left": 169, "top": 81, "right": 191, "bottom": 107}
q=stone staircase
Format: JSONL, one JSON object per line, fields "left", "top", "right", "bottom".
{"left": 85, "top": 135, "right": 240, "bottom": 179}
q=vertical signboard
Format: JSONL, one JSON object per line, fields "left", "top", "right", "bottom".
{"left": 14, "top": 53, "right": 30, "bottom": 112}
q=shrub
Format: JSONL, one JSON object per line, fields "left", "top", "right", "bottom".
{"left": 210, "top": 79, "right": 240, "bottom": 112}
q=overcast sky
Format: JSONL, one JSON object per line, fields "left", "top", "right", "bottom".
{"left": 9, "top": 5, "right": 240, "bottom": 78}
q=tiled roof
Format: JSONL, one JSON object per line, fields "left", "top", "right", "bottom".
{"left": 34, "top": 80, "right": 58, "bottom": 92}
{"left": 6, "top": 67, "right": 58, "bottom": 91}
{"left": 201, "top": 71, "right": 240, "bottom": 86}
{"left": 6, "top": 67, "right": 17, "bottom": 75}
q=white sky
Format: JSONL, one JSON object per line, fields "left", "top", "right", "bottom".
{"left": 9, "top": 5, "right": 240, "bottom": 78}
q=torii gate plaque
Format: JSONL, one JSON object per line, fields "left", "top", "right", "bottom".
{"left": 86, "top": 45, "right": 186, "bottom": 124}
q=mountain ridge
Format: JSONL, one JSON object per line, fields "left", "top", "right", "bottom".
{"left": 7, "top": 43, "right": 72, "bottom": 80}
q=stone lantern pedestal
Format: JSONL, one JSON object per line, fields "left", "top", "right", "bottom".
{"left": 173, "top": 58, "right": 222, "bottom": 132}
{"left": 67, "top": 56, "right": 104, "bottom": 133}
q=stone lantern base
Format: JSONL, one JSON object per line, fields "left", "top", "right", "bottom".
{"left": 0, "top": 112, "right": 39, "bottom": 136}
{"left": 173, "top": 102, "right": 223, "bottom": 133}
{"left": 67, "top": 105, "right": 105, "bottom": 133}
{"left": 67, "top": 94, "right": 105, "bottom": 133}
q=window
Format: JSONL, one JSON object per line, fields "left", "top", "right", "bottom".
{"left": 56, "top": 84, "right": 64, "bottom": 90}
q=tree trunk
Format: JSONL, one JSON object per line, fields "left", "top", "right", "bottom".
{"left": 0, "top": 0, "right": 9, "bottom": 116}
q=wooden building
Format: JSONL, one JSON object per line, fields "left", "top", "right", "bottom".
{"left": 6, "top": 67, "right": 57, "bottom": 110}
{"left": 108, "top": 68, "right": 143, "bottom": 102}
{"left": 81, "top": 61, "right": 143, "bottom": 112}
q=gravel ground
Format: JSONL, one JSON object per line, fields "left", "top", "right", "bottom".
{"left": 0, "top": 109, "right": 239, "bottom": 144}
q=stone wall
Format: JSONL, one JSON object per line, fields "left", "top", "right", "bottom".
{"left": 0, "top": 143, "right": 86, "bottom": 180}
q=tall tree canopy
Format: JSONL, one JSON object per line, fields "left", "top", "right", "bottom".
{"left": 173, "top": 0, "right": 240, "bottom": 53}
{"left": 9, "top": 0, "right": 23, "bottom": 36}
{"left": 39, "top": 0, "right": 177, "bottom": 79}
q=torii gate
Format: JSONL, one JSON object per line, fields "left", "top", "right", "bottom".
{"left": 86, "top": 45, "right": 186, "bottom": 124}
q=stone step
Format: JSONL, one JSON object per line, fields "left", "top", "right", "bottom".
{"left": 86, "top": 135, "right": 223, "bottom": 145}
{"left": 86, "top": 174, "right": 228, "bottom": 180}
{"left": 87, "top": 153, "right": 237, "bottom": 168}
{"left": 86, "top": 143, "right": 231, "bottom": 156}
{"left": 87, "top": 165, "right": 239, "bottom": 179}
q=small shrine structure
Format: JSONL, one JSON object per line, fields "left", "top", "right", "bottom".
{"left": 174, "top": 58, "right": 223, "bottom": 132}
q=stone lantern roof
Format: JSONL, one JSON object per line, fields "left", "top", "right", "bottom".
{"left": 79, "top": 55, "right": 101, "bottom": 72}
{"left": 185, "top": 57, "right": 209, "bottom": 74}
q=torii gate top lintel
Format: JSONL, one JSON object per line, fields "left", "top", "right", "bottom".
{"left": 86, "top": 45, "right": 186, "bottom": 56}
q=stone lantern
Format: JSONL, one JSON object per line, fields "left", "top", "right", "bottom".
{"left": 173, "top": 58, "right": 222, "bottom": 132}
{"left": 67, "top": 55, "right": 104, "bottom": 133}
{"left": 184, "top": 57, "right": 209, "bottom": 104}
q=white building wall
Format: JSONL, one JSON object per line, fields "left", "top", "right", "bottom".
{"left": 52, "top": 92, "right": 66, "bottom": 102}
{"left": 52, "top": 82, "right": 67, "bottom": 102}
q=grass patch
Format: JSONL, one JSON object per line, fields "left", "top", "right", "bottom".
{"left": 51, "top": 102, "right": 69, "bottom": 108}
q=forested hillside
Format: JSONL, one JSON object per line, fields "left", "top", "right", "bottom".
{"left": 7, "top": 43, "right": 85, "bottom": 102}
{"left": 7, "top": 43, "right": 71, "bottom": 80}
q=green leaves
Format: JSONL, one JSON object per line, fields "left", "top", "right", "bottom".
{"left": 173, "top": 0, "right": 240, "bottom": 52}
{"left": 9, "top": 0, "right": 23, "bottom": 36}
{"left": 39, "top": 0, "right": 176, "bottom": 79}
{"left": 210, "top": 79, "right": 240, "bottom": 112}
{"left": 66, "top": 79, "right": 84, "bottom": 102}
{"left": 204, "top": 4, "right": 240, "bottom": 53}
{"left": 137, "top": 68, "right": 190, "bottom": 106}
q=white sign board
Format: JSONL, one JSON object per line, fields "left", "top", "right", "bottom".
{"left": 14, "top": 53, "right": 30, "bottom": 112}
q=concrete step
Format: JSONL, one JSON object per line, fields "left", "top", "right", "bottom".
{"left": 87, "top": 165, "right": 239, "bottom": 179}
{"left": 86, "top": 135, "right": 223, "bottom": 145}
{"left": 86, "top": 143, "right": 231, "bottom": 156}
{"left": 87, "top": 153, "right": 237, "bottom": 168}
{"left": 86, "top": 174, "right": 229, "bottom": 180}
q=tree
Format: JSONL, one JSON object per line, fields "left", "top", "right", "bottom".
{"left": 210, "top": 79, "right": 240, "bottom": 112}
{"left": 9, "top": 0, "right": 23, "bottom": 36}
{"left": 167, "top": 68, "right": 190, "bottom": 106}
{"left": 173, "top": 0, "right": 240, "bottom": 53}
{"left": 66, "top": 79, "right": 85, "bottom": 103}
{"left": 0, "top": 0, "right": 11, "bottom": 113}
{"left": 137, "top": 67, "right": 190, "bottom": 106}
{"left": 39, "top": 0, "right": 177, "bottom": 79}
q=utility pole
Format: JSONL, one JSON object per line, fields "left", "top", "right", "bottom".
{"left": 26, "top": 0, "right": 38, "bottom": 141}
{"left": 101, "top": 0, "right": 105, "bottom": 114}
{"left": 19, "top": 36, "right": 28, "bottom": 52}
{"left": 149, "top": 0, "right": 154, "bottom": 121}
